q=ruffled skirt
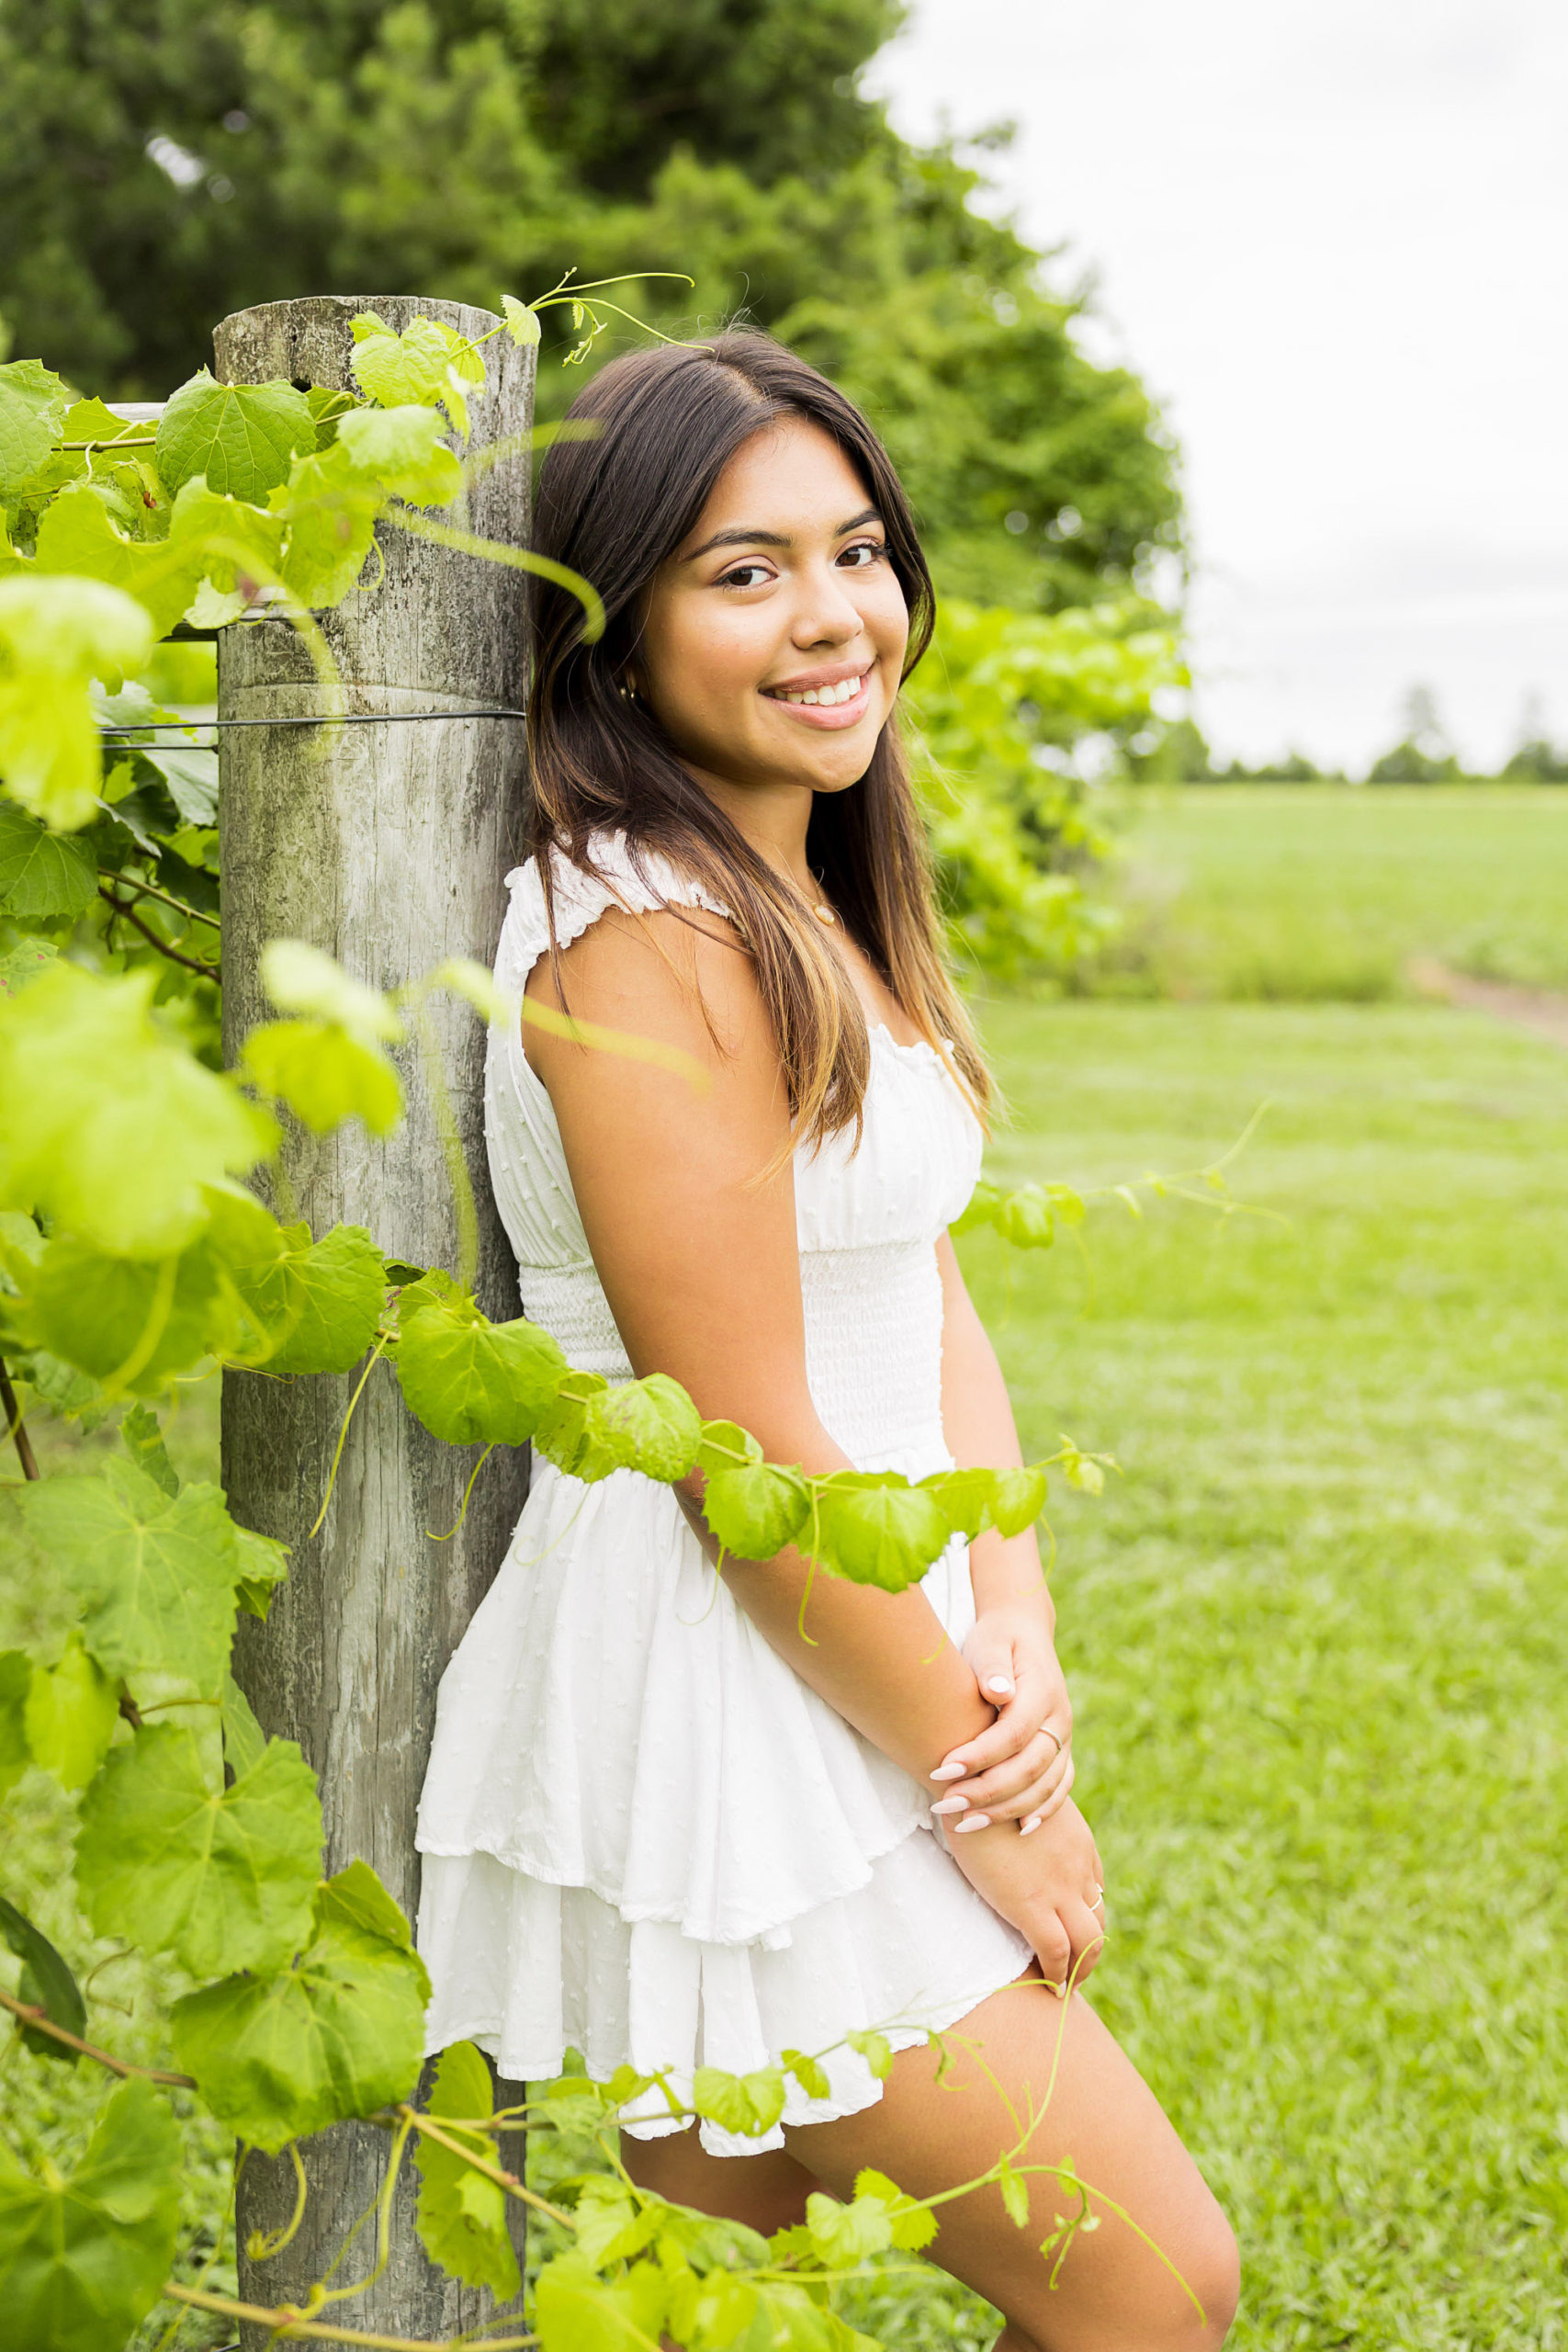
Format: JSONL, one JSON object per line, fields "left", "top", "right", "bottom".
{"left": 415, "top": 1456, "right": 1032, "bottom": 2155}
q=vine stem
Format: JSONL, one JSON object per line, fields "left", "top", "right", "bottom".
{"left": 0, "top": 1985, "right": 196, "bottom": 2084}
{"left": 102, "top": 871, "right": 221, "bottom": 931}
{"left": 0, "top": 1356, "right": 39, "bottom": 1480}
{"left": 160, "top": 2284, "right": 536, "bottom": 2350}
{"left": 97, "top": 886, "right": 220, "bottom": 979}
{"left": 386, "top": 2104, "right": 574, "bottom": 2225}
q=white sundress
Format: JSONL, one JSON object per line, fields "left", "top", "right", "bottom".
{"left": 414, "top": 832, "right": 1031, "bottom": 2155}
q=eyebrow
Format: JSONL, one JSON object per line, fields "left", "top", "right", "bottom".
{"left": 682, "top": 507, "right": 883, "bottom": 562}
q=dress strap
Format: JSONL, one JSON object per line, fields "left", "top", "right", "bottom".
{"left": 497, "top": 831, "right": 732, "bottom": 992}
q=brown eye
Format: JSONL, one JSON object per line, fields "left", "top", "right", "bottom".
{"left": 839, "top": 540, "right": 885, "bottom": 569}
{"left": 718, "top": 563, "right": 773, "bottom": 590}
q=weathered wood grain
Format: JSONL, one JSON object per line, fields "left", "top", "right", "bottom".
{"left": 216, "top": 296, "right": 535, "bottom": 2343}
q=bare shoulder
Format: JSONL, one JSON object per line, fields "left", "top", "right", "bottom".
{"left": 524, "top": 899, "right": 773, "bottom": 1085}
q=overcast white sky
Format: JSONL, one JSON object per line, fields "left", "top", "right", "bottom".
{"left": 872, "top": 0, "right": 1568, "bottom": 771}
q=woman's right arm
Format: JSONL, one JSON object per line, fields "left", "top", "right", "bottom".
{"left": 525, "top": 903, "right": 1104, "bottom": 1986}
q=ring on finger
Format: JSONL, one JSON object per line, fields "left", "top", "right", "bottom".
{"left": 1042, "top": 1725, "right": 1066, "bottom": 1758}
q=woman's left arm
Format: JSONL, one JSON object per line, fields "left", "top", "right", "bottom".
{"left": 931, "top": 1231, "right": 1077, "bottom": 1834}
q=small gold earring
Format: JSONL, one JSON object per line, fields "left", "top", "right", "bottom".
{"left": 617, "top": 678, "right": 638, "bottom": 703}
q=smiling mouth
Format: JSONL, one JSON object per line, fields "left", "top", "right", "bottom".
{"left": 764, "top": 671, "right": 868, "bottom": 707}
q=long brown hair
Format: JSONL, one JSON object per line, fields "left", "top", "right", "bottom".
{"left": 525, "top": 329, "right": 991, "bottom": 1146}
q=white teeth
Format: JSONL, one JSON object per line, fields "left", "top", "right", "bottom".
{"left": 776, "top": 673, "right": 864, "bottom": 707}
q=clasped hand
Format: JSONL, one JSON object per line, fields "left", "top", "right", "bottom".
{"left": 929, "top": 1600, "right": 1077, "bottom": 1834}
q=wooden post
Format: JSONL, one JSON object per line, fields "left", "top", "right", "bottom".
{"left": 216, "top": 297, "right": 534, "bottom": 2342}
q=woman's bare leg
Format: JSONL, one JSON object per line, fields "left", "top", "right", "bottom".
{"left": 622, "top": 1976, "right": 1237, "bottom": 2352}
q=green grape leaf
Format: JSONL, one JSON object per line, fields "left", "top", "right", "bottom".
{"left": 260, "top": 939, "right": 402, "bottom": 1040}
{"left": 33, "top": 482, "right": 207, "bottom": 642}
{"left": 220, "top": 1671, "right": 267, "bottom": 1777}
{"left": 269, "top": 440, "right": 382, "bottom": 607}
{"left": 804, "top": 2188, "right": 894, "bottom": 2266}
{"left": 591, "top": 1374, "right": 702, "bottom": 1483}
{"left": 694, "top": 1419, "right": 762, "bottom": 1476}
{"left": 0, "top": 961, "right": 273, "bottom": 1254}
{"left": 334, "top": 405, "right": 463, "bottom": 508}
{"left": 0, "top": 1890, "right": 85, "bottom": 2064}
{"left": 530, "top": 1370, "right": 615, "bottom": 1479}
{"left": 12, "top": 1350, "right": 109, "bottom": 1430}
{"left": 0, "top": 1649, "right": 30, "bottom": 1802}
{"left": 243, "top": 1019, "right": 403, "bottom": 1136}
{"left": 922, "top": 1466, "right": 1000, "bottom": 1541}
{"left": 702, "top": 1462, "right": 810, "bottom": 1560}
{"left": 810, "top": 1474, "right": 953, "bottom": 1593}
{"left": 996, "top": 2153, "right": 1030, "bottom": 2228}
{"left": 0, "top": 940, "right": 56, "bottom": 999}
{"left": 989, "top": 1465, "right": 1049, "bottom": 1534}
{"left": 22, "top": 1634, "right": 119, "bottom": 1792}
{"left": 993, "top": 1183, "right": 1055, "bottom": 1250}
{"left": 350, "top": 317, "right": 461, "bottom": 410}
{"left": 1058, "top": 1438, "right": 1108, "bottom": 1496}
{"left": 852, "top": 2166, "right": 938, "bottom": 2252}
{"left": 573, "top": 2178, "right": 664, "bottom": 2271}
{"left": 692, "top": 2064, "right": 786, "bottom": 2139}
{"left": 501, "top": 297, "right": 542, "bottom": 350}
{"left": 18, "top": 1460, "right": 240, "bottom": 1693}
{"left": 0, "top": 2075, "right": 181, "bottom": 2347}
{"left": 171, "top": 1863, "right": 429, "bottom": 2152}
{"left": 413, "top": 2041, "right": 520, "bottom": 2301}
{"left": 154, "top": 371, "right": 313, "bottom": 503}
{"left": 118, "top": 1402, "right": 179, "bottom": 1498}
{"left": 233, "top": 1523, "right": 290, "bottom": 1621}
{"left": 250, "top": 1223, "right": 388, "bottom": 1377}
{"left": 0, "top": 575, "right": 153, "bottom": 831}
{"left": 781, "top": 2045, "right": 830, "bottom": 2101}
{"left": 845, "top": 2028, "right": 894, "bottom": 2080}
{"left": 138, "top": 739, "right": 217, "bottom": 824}
{"left": 166, "top": 475, "right": 287, "bottom": 614}
{"left": 950, "top": 1179, "right": 1003, "bottom": 1238}
{"left": 0, "top": 799, "right": 97, "bottom": 917}
{"left": 76, "top": 1723, "right": 321, "bottom": 1979}
{"left": 315, "top": 1856, "right": 424, "bottom": 1959}
{"left": 22, "top": 1233, "right": 240, "bottom": 1392}
{"left": 0, "top": 360, "right": 69, "bottom": 509}
{"left": 534, "top": 2251, "right": 669, "bottom": 2352}
{"left": 1046, "top": 1182, "right": 1087, "bottom": 1226}
{"left": 396, "top": 1283, "right": 566, "bottom": 1447}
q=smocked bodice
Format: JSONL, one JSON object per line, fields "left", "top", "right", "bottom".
{"left": 483, "top": 836, "right": 983, "bottom": 1466}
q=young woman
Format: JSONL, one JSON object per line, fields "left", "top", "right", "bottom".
{"left": 415, "top": 333, "right": 1238, "bottom": 2351}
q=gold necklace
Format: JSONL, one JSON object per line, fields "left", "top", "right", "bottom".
{"left": 812, "top": 901, "right": 837, "bottom": 926}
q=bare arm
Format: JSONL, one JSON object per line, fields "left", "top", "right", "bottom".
{"left": 525, "top": 907, "right": 1103, "bottom": 1984}
{"left": 525, "top": 906, "right": 993, "bottom": 1782}
{"left": 931, "top": 1232, "right": 1077, "bottom": 1829}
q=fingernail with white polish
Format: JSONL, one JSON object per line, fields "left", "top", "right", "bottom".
{"left": 931, "top": 1794, "right": 969, "bottom": 1816}
{"left": 986, "top": 1676, "right": 1013, "bottom": 1696}
{"left": 953, "top": 1813, "right": 991, "bottom": 1834}
{"left": 1019, "top": 1813, "right": 1043, "bottom": 1836}
{"left": 929, "top": 1761, "right": 965, "bottom": 1781}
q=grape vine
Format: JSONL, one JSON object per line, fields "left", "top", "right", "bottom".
{"left": 0, "top": 293, "right": 1211, "bottom": 2350}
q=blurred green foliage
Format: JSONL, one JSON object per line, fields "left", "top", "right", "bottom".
{"left": 0, "top": 0, "right": 1180, "bottom": 616}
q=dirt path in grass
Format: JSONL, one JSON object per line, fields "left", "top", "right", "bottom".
{"left": 1408, "top": 955, "right": 1568, "bottom": 1049}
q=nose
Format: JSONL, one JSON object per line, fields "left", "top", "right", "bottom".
{"left": 791, "top": 558, "right": 863, "bottom": 649}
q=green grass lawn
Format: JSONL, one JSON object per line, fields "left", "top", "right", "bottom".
{"left": 1099, "top": 785, "right": 1568, "bottom": 999}
{"left": 944, "top": 993, "right": 1568, "bottom": 2350}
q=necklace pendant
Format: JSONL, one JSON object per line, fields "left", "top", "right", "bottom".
{"left": 813, "top": 903, "right": 837, "bottom": 926}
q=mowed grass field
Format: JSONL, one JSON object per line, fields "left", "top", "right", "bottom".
{"left": 931, "top": 992, "right": 1568, "bottom": 2349}
{"left": 1100, "top": 785, "right": 1568, "bottom": 999}
{"left": 5, "top": 795, "right": 1567, "bottom": 2348}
